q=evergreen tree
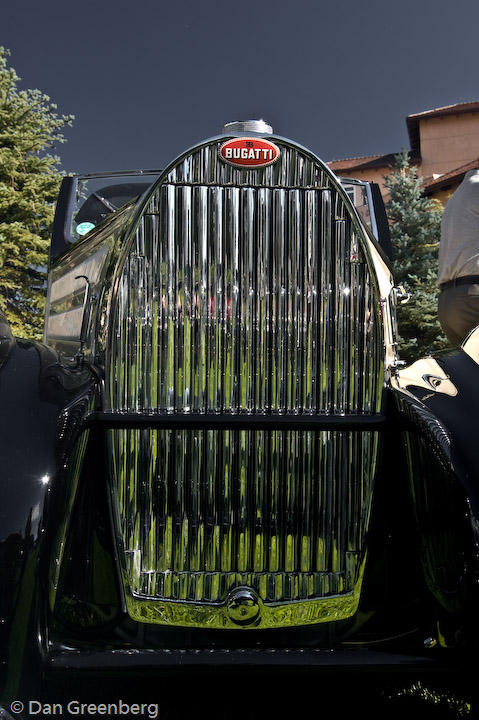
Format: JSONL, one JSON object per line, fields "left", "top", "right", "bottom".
{"left": 0, "top": 47, "right": 73, "bottom": 339}
{"left": 384, "top": 151, "right": 448, "bottom": 363}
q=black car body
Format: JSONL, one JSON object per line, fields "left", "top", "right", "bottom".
{"left": 1, "top": 121, "right": 479, "bottom": 712}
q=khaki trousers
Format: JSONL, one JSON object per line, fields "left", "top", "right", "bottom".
{"left": 438, "top": 284, "right": 479, "bottom": 346}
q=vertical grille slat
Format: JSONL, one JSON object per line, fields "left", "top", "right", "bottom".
{"left": 108, "top": 141, "right": 383, "bottom": 608}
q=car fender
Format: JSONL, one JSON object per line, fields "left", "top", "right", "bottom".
{"left": 0, "top": 316, "right": 97, "bottom": 698}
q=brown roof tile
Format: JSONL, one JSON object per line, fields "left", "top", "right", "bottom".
{"left": 328, "top": 152, "right": 401, "bottom": 172}
{"left": 422, "top": 158, "right": 479, "bottom": 195}
{"left": 328, "top": 151, "right": 418, "bottom": 173}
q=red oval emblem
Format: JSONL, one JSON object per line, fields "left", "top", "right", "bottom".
{"left": 219, "top": 137, "right": 280, "bottom": 169}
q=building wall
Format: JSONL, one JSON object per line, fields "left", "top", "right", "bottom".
{"left": 332, "top": 165, "right": 391, "bottom": 197}
{"left": 331, "top": 162, "right": 454, "bottom": 206}
{"left": 419, "top": 112, "right": 479, "bottom": 177}
{"left": 431, "top": 186, "right": 456, "bottom": 206}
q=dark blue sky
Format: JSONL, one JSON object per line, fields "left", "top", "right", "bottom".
{"left": 2, "top": 0, "right": 479, "bottom": 174}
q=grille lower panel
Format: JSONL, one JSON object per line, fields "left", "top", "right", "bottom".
{"left": 112, "top": 428, "right": 377, "bottom": 602}
{"left": 107, "top": 140, "right": 383, "bottom": 614}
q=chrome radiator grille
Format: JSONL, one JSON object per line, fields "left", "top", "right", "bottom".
{"left": 107, "top": 140, "right": 383, "bottom": 619}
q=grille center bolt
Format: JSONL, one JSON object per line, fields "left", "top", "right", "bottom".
{"left": 226, "top": 587, "right": 261, "bottom": 627}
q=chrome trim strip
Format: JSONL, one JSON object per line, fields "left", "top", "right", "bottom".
{"left": 88, "top": 411, "right": 390, "bottom": 431}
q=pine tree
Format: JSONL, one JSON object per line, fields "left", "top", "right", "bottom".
{"left": 0, "top": 47, "right": 73, "bottom": 339}
{"left": 384, "top": 151, "right": 448, "bottom": 363}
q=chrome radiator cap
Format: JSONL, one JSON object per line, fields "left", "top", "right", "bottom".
{"left": 222, "top": 119, "right": 273, "bottom": 136}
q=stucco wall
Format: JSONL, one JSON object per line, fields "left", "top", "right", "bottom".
{"left": 331, "top": 165, "right": 391, "bottom": 197}
{"left": 431, "top": 186, "right": 456, "bottom": 206}
{"left": 420, "top": 112, "right": 479, "bottom": 176}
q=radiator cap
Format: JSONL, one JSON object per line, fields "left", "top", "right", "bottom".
{"left": 222, "top": 119, "right": 273, "bottom": 136}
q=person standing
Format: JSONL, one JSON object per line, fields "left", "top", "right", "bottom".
{"left": 438, "top": 168, "right": 479, "bottom": 346}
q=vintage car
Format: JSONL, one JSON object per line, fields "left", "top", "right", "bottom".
{"left": 1, "top": 120, "right": 479, "bottom": 713}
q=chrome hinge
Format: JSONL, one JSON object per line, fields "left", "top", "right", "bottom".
{"left": 394, "top": 285, "right": 411, "bottom": 304}
{"left": 390, "top": 360, "right": 407, "bottom": 377}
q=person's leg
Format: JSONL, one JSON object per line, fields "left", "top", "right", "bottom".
{"left": 438, "top": 286, "right": 479, "bottom": 346}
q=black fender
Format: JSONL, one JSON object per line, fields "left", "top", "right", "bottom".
{"left": 426, "top": 348, "right": 479, "bottom": 519}
{"left": 0, "top": 313, "right": 98, "bottom": 699}
{"left": 391, "top": 346, "right": 479, "bottom": 641}
{"left": 398, "top": 346, "right": 479, "bottom": 520}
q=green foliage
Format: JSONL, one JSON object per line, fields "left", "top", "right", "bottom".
{"left": 384, "top": 151, "right": 448, "bottom": 362}
{"left": 0, "top": 47, "right": 73, "bottom": 339}
{"left": 387, "top": 681, "right": 472, "bottom": 717}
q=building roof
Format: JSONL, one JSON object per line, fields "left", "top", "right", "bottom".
{"left": 328, "top": 152, "right": 404, "bottom": 173}
{"left": 422, "top": 157, "right": 479, "bottom": 196}
{"left": 328, "top": 102, "right": 479, "bottom": 186}
{"left": 407, "top": 101, "right": 479, "bottom": 157}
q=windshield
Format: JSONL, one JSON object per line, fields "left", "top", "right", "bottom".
{"left": 71, "top": 173, "right": 160, "bottom": 241}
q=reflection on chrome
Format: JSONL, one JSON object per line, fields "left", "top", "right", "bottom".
{"left": 44, "top": 206, "right": 135, "bottom": 359}
{"left": 396, "top": 357, "right": 458, "bottom": 398}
